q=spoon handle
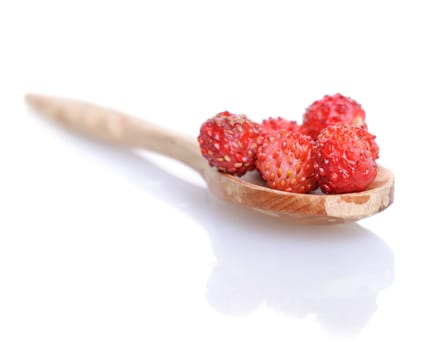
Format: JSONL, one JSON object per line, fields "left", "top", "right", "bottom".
{"left": 26, "top": 94, "right": 206, "bottom": 174}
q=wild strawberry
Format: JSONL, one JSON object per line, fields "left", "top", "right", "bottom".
{"left": 302, "top": 93, "right": 367, "bottom": 139}
{"left": 257, "top": 116, "right": 301, "bottom": 147}
{"left": 198, "top": 111, "right": 259, "bottom": 176}
{"left": 314, "top": 124, "right": 379, "bottom": 194}
{"left": 259, "top": 117, "right": 300, "bottom": 138}
{"left": 255, "top": 130, "right": 318, "bottom": 193}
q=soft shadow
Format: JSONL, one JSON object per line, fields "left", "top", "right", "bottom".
{"left": 56, "top": 137, "right": 395, "bottom": 337}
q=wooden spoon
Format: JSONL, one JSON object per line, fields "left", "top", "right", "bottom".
{"left": 25, "top": 93, "right": 394, "bottom": 224}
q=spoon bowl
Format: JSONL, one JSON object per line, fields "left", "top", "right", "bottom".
{"left": 25, "top": 94, "right": 394, "bottom": 224}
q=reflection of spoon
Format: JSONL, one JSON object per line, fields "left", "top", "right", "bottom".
{"left": 26, "top": 93, "right": 394, "bottom": 224}
{"left": 205, "top": 222, "right": 394, "bottom": 336}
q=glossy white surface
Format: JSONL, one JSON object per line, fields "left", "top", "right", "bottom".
{"left": 1, "top": 1, "right": 432, "bottom": 349}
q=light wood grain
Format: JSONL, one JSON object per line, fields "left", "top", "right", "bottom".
{"left": 26, "top": 93, "right": 394, "bottom": 225}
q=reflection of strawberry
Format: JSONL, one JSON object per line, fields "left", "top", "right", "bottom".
{"left": 315, "top": 124, "right": 379, "bottom": 194}
{"left": 256, "top": 130, "right": 317, "bottom": 193}
{"left": 302, "top": 93, "right": 367, "bottom": 139}
{"left": 197, "top": 111, "right": 259, "bottom": 176}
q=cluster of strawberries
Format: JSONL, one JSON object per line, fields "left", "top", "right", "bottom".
{"left": 197, "top": 94, "right": 379, "bottom": 194}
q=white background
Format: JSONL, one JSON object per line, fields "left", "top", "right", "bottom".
{"left": 1, "top": 0, "right": 432, "bottom": 349}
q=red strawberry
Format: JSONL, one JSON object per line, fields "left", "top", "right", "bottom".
{"left": 198, "top": 111, "right": 259, "bottom": 176}
{"left": 255, "top": 130, "right": 318, "bottom": 193}
{"left": 314, "top": 124, "right": 379, "bottom": 194}
{"left": 259, "top": 117, "right": 300, "bottom": 138}
{"left": 302, "top": 93, "right": 367, "bottom": 139}
{"left": 356, "top": 125, "right": 380, "bottom": 160}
